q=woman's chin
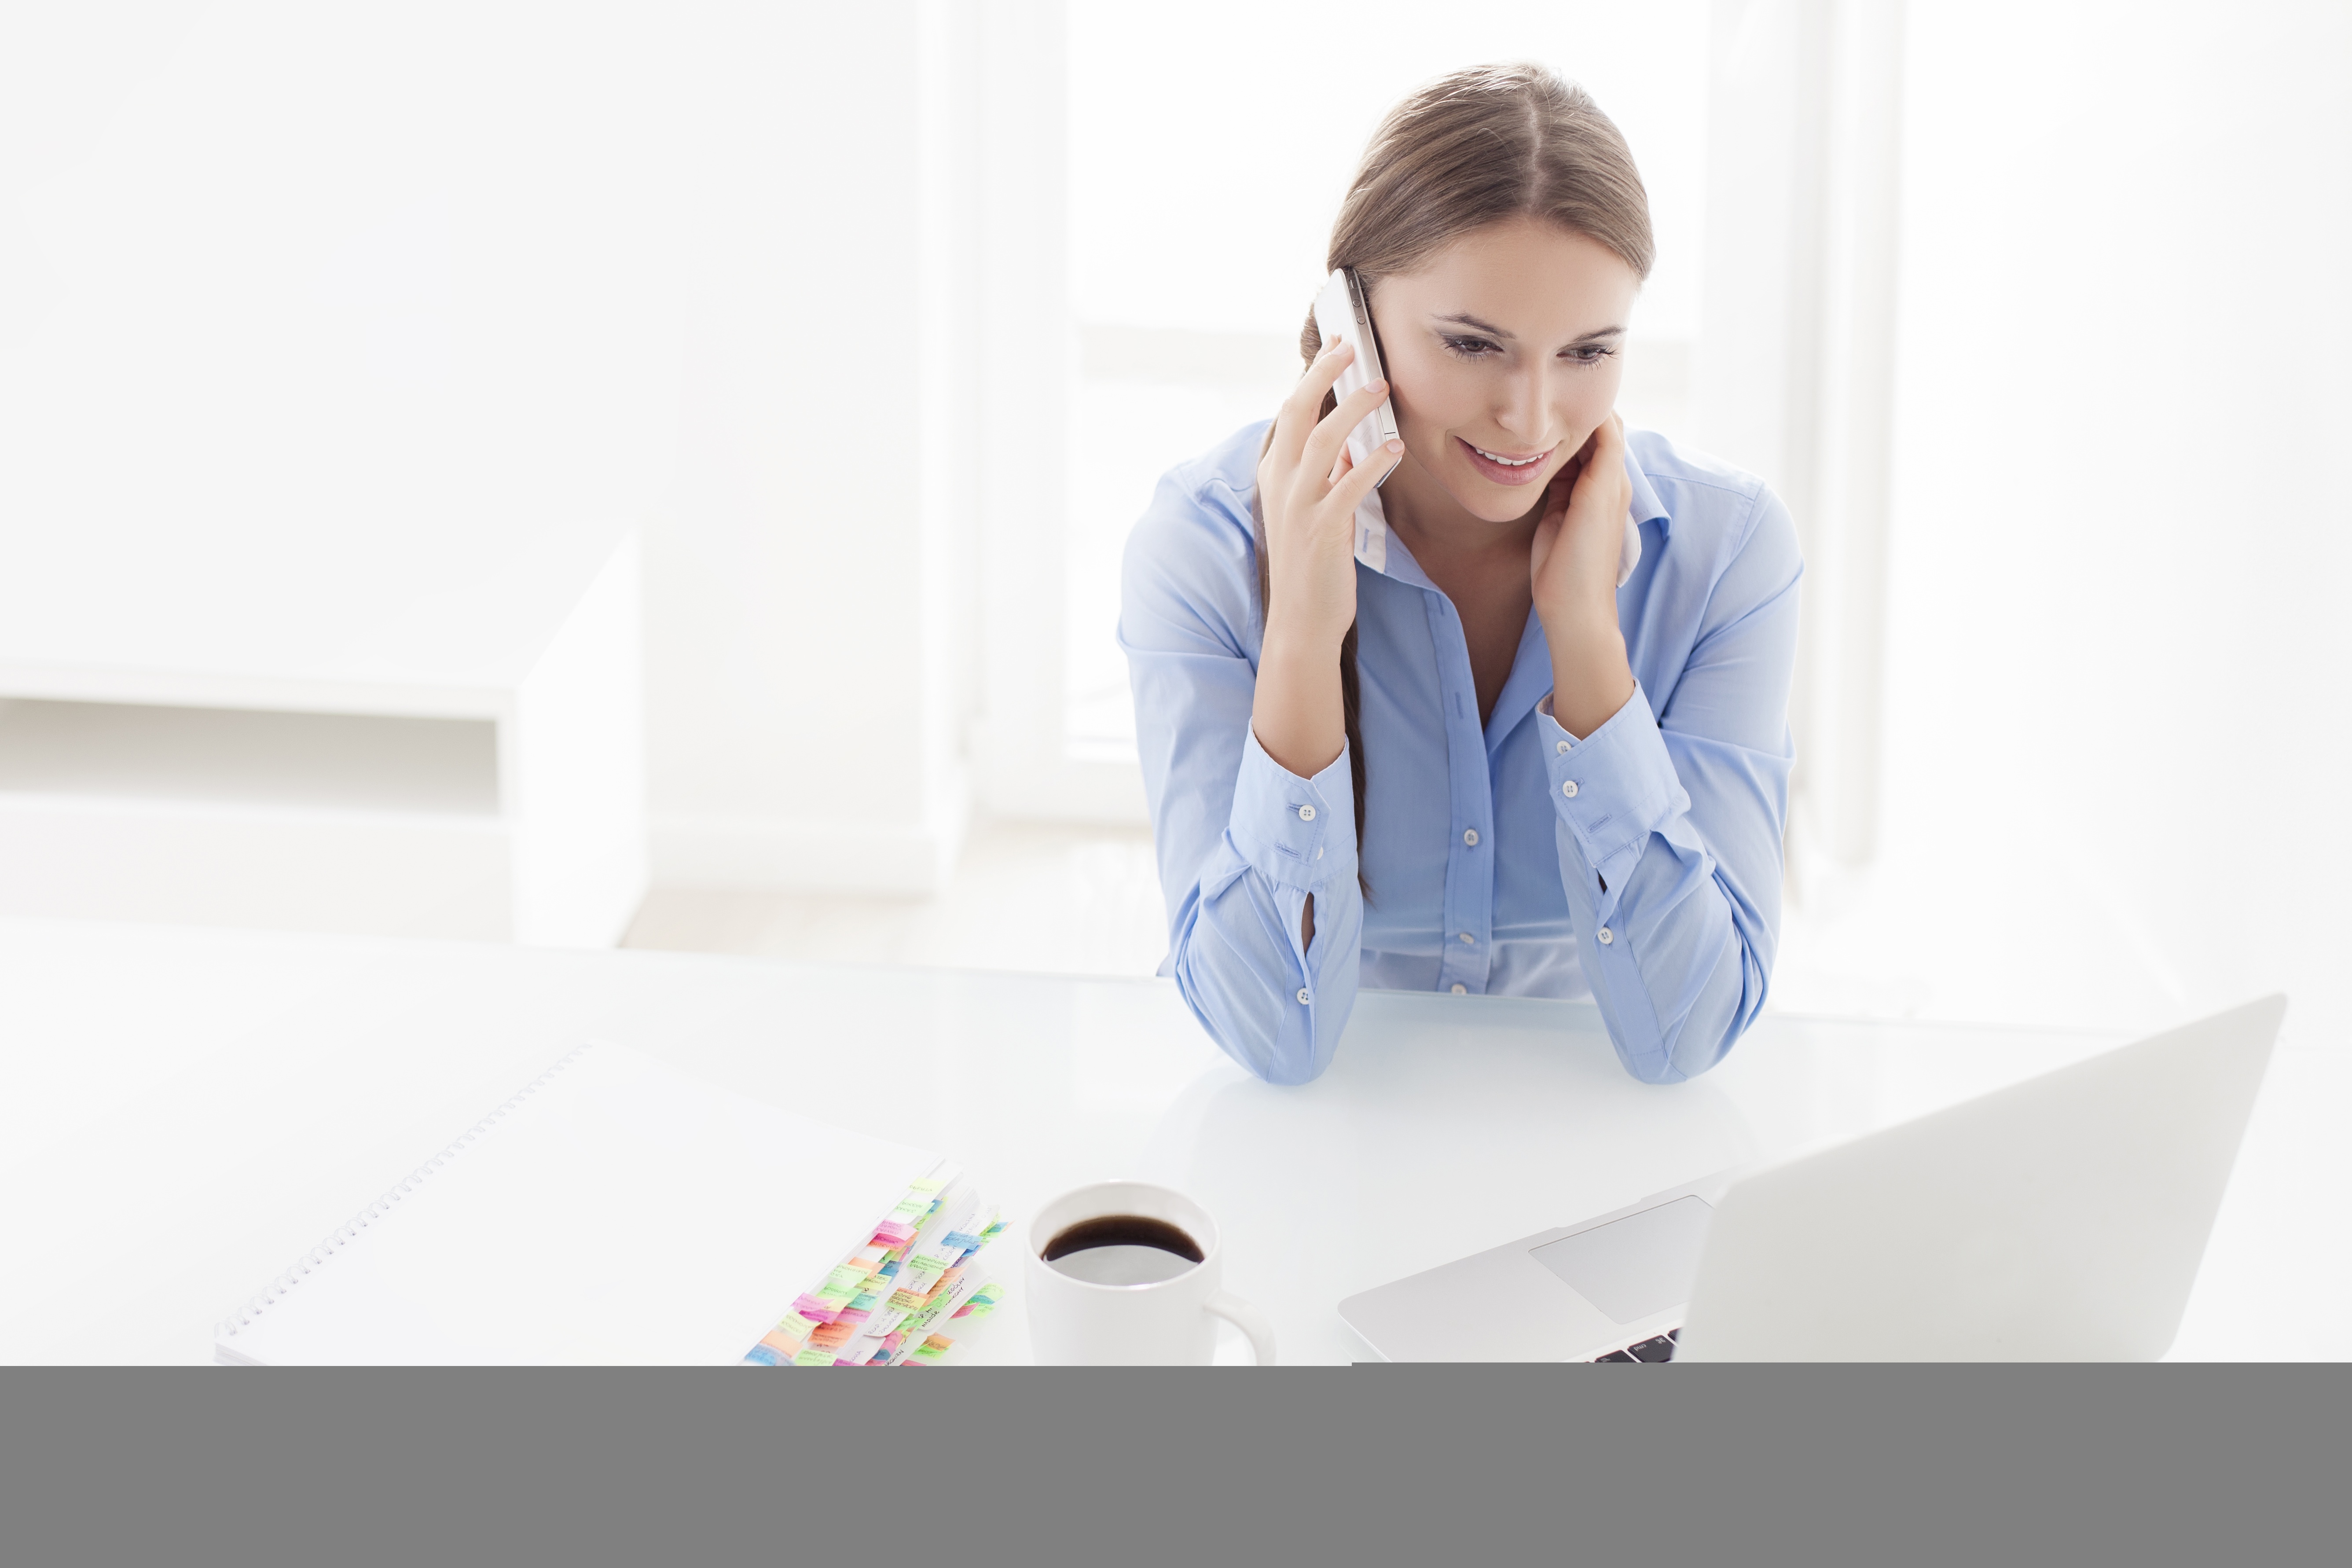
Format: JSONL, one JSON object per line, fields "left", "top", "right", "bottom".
{"left": 1440, "top": 471, "right": 1557, "bottom": 524}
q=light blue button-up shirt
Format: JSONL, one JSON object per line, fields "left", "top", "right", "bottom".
{"left": 1119, "top": 421, "right": 1801, "bottom": 1086}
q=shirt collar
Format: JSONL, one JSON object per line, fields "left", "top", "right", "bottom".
{"left": 1353, "top": 448, "right": 1671, "bottom": 582}
{"left": 1627, "top": 452, "right": 1670, "bottom": 535}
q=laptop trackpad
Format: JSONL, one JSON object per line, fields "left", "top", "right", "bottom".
{"left": 1528, "top": 1196, "right": 1714, "bottom": 1323}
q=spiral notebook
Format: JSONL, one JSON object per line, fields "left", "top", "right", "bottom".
{"left": 214, "top": 1041, "right": 944, "bottom": 1365}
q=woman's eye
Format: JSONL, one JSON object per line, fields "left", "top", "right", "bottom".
{"left": 1559, "top": 344, "right": 1619, "bottom": 366}
{"left": 1440, "top": 336, "right": 1500, "bottom": 359}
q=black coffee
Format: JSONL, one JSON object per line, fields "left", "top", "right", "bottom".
{"left": 1043, "top": 1213, "right": 1204, "bottom": 1264}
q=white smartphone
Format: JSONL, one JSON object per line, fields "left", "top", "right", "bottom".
{"left": 1312, "top": 268, "right": 1401, "bottom": 484}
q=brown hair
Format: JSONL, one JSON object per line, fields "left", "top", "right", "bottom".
{"left": 1251, "top": 62, "right": 1655, "bottom": 876}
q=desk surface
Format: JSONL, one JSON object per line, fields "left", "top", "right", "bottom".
{"left": 2, "top": 918, "right": 2341, "bottom": 1363}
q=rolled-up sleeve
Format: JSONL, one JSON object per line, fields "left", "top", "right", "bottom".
{"left": 1119, "top": 466, "right": 1364, "bottom": 1086}
{"left": 1542, "top": 487, "right": 1801, "bottom": 1084}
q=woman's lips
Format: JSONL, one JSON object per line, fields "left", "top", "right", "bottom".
{"left": 1457, "top": 437, "right": 1556, "bottom": 487}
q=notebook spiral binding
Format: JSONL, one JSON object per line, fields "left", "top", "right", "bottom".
{"left": 213, "top": 1041, "right": 600, "bottom": 1347}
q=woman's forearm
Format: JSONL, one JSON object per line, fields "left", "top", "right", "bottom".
{"left": 1249, "top": 630, "right": 1347, "bottom": 778}
{"left": 1548, "top": 621, "right": 1637, "bottom": 740}
{"left": 1249, "top": 627, "right": 1348, "bottom": 955}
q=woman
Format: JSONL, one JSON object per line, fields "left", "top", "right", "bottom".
{"left": 1120, "top": 64, "right": 1800, "bottom": 1086}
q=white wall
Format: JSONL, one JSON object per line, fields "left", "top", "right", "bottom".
{"left": 2, "top": 4, "right": 682, "bottom": 593}
{"left": 1692, "top": 1, "right": 1904, "bottom": 878}
{"left": 1067, "top": 0, "right": 1712, "bottom": 343}
{"left": 2, "top": 2, "right": 984, "bottom": 900}
{"left": 646, "top": 1, "right": 981, "bottom": 892}
{"left": 1784, "top": 0, "right": 2352, "bottom": 1049}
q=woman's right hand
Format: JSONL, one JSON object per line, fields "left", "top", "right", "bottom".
{"left": 1248, "top": 338, "right": 1401, "bottom": 780}
{"left": 1254, "top": 339, "right": 1402, "bottom": 658}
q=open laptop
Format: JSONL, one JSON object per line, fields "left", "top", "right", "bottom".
{"left": 1338, "top": 996, "right": 2285, "bottom": 1362}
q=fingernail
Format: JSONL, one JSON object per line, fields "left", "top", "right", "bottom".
{"left": 1385, "top": 439, "right": 1403, "bottom": 452}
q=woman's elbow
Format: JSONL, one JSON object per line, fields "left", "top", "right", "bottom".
{"left": 1626, "top": 926, "right": 1770, "bottom": 1083}
{"left": 1169, "top": 923, "right": 1341, "bottom": 1085}
{"left": 1613, "top": 997, "right": 1755, "bottom": 1085}
{"left": 1197, "top": 997, "right": 1330, "bottom": 1086}
{"left": 1219, "top": 1032, "right": 1330, "bottom": 1087}
{"left": 1171, "top": 968, "right": 1330, "bottom": 1086}
{"left": 1653, "top": 996, "right": 1761, "bottom": 1083}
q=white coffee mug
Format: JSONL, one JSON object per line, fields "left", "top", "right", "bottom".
{"left": 1024, "top": 1181, "right": 1276, "bottom": 1366}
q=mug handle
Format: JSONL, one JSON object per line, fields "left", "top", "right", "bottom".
{"left": 1205, "top": 1291, "right": 1277, "bottom": 1366}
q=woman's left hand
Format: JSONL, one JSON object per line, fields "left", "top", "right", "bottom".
{"left": 1530, "top": 412, "right": 1632, "bottom": 626}
{"left": 1530, "top": 413, "right": 1637, "bottom": 738}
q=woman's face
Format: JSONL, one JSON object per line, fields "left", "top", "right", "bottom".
{"left": 1367, "top": 217, "right": 1640, "bottom": 526}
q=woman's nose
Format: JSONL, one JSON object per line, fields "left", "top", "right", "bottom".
{"left": 1492, "top": 360, "right": 1549, "bottom": 438}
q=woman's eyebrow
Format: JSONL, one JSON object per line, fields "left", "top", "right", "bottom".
{"left": 1431, "top": 312, "right": 1627, "bottom": 346}
{"left": 1433, "top": 312, "right": 1513, "bottom": 337}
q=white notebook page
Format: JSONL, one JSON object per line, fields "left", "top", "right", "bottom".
{"left": 219, "top": 1042, "right": 939, "bottom": 1365}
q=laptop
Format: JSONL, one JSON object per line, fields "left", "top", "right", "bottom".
{"left": 1338, "top": 996, "right": 2285, "bottom": 1362}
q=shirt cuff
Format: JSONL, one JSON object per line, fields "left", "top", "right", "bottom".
{"left": 1228, "top": 731, "right": 1356, "bottom": 893}
{"left": 1539, "top": 683, "right": 1684, "bottom": 889}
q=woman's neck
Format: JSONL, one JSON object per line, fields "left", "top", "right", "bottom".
{"left": 1377, "top": 450, "right": 1542, "bottom": 581}
{"left": 1376, "top": 452, "right": 1545, "bottom": 726}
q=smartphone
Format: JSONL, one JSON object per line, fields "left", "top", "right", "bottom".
{"left": 1312, "top": 268, "right": 1401, "bottom": 484}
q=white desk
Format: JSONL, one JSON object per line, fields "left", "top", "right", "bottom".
{"left": 2, "top": 918, "right": 2341, "bottom": 1363}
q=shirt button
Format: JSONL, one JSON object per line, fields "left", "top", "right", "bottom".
{"left": 1458, "top": 932, "right": 1475, "bottom": 945}
{"left": 1562, "top": 780, "right": 1579, "bottom": 798}
{"left": 1450, "top": 984, "right": 1467, "bottom": 995}
{"left": 1297, "top": 988, "right": 1312, "bottom": 1004}
{"left": 1297, "top": 804, "right": 1316, "bottom": 822}
{"left": 1556, "top": 739, "right": 1571, "bottom": 754}
{"left": 1462, "top": 828, "right": 1479, "bottom": 847}
{"left": 1598, "top": 927, "right": 1614, "bottom": 945}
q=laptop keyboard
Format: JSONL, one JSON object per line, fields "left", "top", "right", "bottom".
{"left": 1590, "top": 1328, "right": 1680, "bottom": 1363}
